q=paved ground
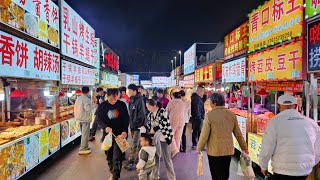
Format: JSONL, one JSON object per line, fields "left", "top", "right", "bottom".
{"left": 22, "top": 125, "right": 262, "bottom": 180}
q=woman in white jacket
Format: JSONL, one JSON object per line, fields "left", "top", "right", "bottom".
{"left": 259, "top": 94, "right": 320, "bottom": 179}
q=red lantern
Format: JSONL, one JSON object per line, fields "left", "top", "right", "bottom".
{"left": 75, "top": 89, "right": 82, "bottom": 95}
{"left": 10, "top": 89, "right": 25, "bottom": 98}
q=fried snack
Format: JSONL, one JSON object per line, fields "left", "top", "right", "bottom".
{"left": 49, "top": 126, "right": 59, "bottom": 149}
{"left": 48, "top": 27, "right": 58, "bottom": 46}
{"left": 0, "top": 0, "right": 11, "bottom": 8}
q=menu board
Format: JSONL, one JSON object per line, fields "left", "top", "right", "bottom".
{"left": 48, "top": 124, "right": 60, "bottom": 154}
{"left": 61, "top": 118, "right": 81, "bottom": 147}
{"left": 248, "top": 41, "right": 302, "bottom": 81}
{"left": 184, "top": 44, "right": 196, "bottom": 75}
{"left": 0, "top": 0, "right": 59, "bottom": 48}
{"left": 24, "top": 133, "right": 40, "bottom": 171}
{"left": 61, "top": 60, "right": 95, "bottom": 86}
{"left": 0, "top": 30, "right": 60, "bottom": 80}
{"left": 61, "top": 0, "right": 96, "bottom": 67}
{"left": 248, "top": 0, "right": 303, "bottom": 51}
{"left": 39, "top": 128, "right": 49, "bottom": 163}
{"left": 222, "top": 57, "right": 246, "bottom": 83}
{"left": 307, "top": 19, "right": 320, "bottom": 73}
{"left": 195, "top": 64, "right": 213, "bottom": 83}
{"left": 224, "top": 21, "right": 249, "bottom": 59}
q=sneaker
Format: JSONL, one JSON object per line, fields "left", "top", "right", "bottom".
{"left": 78, "top": 149, "right": 91, "bottom": 155}
{"left": 89, "top": 136, "right": 95, "bottom": 142}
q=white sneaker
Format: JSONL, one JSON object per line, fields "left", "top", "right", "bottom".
{"left": 78, "top": 149, "right": 91, "bottom": 155}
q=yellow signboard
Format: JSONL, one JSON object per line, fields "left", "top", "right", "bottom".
{"left": 248, "top": 41, "right": 302, "bottom": 81}
{"left": 248, "top": 0, "right": 303, "bottom": 51}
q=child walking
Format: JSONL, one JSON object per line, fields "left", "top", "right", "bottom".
{"left": 136, "top": 133, "right": 156, "bottom": 180}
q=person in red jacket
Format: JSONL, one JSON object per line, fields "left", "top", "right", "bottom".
{"left": 120, "top": 86, "right": 130, "bottom": 104}
{"left": 156, "top": 89, "right": 169, "bottom": 109}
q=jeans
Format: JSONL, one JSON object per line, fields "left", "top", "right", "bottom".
{"left": 152, "top": 142, "right": 176, "bottom": 180}
{"left": 106, "top": 140, "right": 124, "bottom": 179}
{"left": 90, "top": 115, "right": 99, "bottom": 136}
{"left": 207, "top": 155, "right": 231, "bottom": 180}
{"left": 270, "top": 173, "right": 308, "bottom": 180}
{"left": 79, "top": 122, "right": 90, "bottom": 151}
{"left": 192, "top": 120, "right": 203, "bottom": 146}
{"left": 138, "top": 168, "right": 152, "bottom": 180}
{"left": 171, "top": 124, "right": 184, "bottom": 155}
{"left": 128, "top": 130, "right": 140, "bottom": 163}
{"left": 181, "top": 123, "right": 187, "bottom": 151}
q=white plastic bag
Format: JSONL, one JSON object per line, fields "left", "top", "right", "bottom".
{"left": 101, "top": 132, "right": 112, "bottom": 151}
{"left": 237, "top": 153, "right": 255, "bottom": 179}
{"left": 197, "top": 151, "right": 203, "bottom": 177}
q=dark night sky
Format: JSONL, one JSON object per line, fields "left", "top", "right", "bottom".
{"left": 66, "top": 0, "right": 265, "bottom": 78}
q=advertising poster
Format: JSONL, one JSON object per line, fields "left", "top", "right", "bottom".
{"left": 61, "top": 119, "right": 81, "bottom": 147}
{"left": 0, "top": 0, "right": 59, "bottom": 47}
{"left": 24, "top": 134, "right": 40, "bottom": 171}
{"left": 184, "top": 44, "right": 196, "bottom": 75}
{"left": 222, "top": 57, "right": 246, "bottom": 83}
{"left": 61, "top": 60, "right": 95, "bottom": 86}
{"left": 248, "top": 41, "right": 302, "bottom": 81}
{"left": 0, "top": 141, "right": 25, "bottom": 180}
{"left": 102, "top": 72, "right": 119, "bottom": 86}
{"left": 195, "top": 64, "right": 213, "bottom": 83}
{"left": 224, "top": 21, "right": 249, "bottom": 59}
{"left": 0, "top": 30, "right": 60, "bottom": 80}
{"left": 248, "top": 133, "right": 262, "bottom": 165}
{"left": 61, "top": 120, "right": 70, "bottom": 147}
{"left": 48, "top": 124, "right": 60, "bottom": 155}
{"left": 307, "top": 19, "right": 320, "bottom": 72}
{"left": 39, "top": 128, "right": 49, "bottom": 163}
{"left": 61, "top": 0, "right": 96, "bottom": 66}
{"left": 305, "top": 0, "right": 320, "bottom": 19}
{"left": 248, "top": 0, "right": 303, "bottom": 51}
{"left": 236, "top": 116, "right": 247, "bottom": 140}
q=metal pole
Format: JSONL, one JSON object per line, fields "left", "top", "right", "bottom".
{"left": 174, "top": 57, "right": 177, "bottom": 69}
{"left": 275, "top": 92, "right": 278, "bottom": 114}
{"left": 311, "top": 73, "right": 318, "bottom": 121}
{"left": 179, "top": 53, "right": 182, "bottom": 67}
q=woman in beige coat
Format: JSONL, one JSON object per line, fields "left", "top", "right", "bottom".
{"left": 196, "top": 92, "right": 248, "bottom": 180}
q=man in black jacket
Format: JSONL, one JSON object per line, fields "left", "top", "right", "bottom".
{"left": 191, "top": 85, "right": 205, "bottom": 150}
{"left": 96, "top": 88, "right": 129, "bottom": 180}
{"left": 126, "top": 84, "right": 147, "bottom": 169}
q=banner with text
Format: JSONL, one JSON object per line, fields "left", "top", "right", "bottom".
{"left": 0, "top": 30, "right": 60, "bottom": 80}
{"left": 61, "top": 60, "right": 95, "bottom": 86}
{"left": 222, "top": 57, "right": 246, "bottom": 83}
{"left": 248, "top": 0, "right": 303, "bottom": 51}
{"left": 307, "top": 19, "right": 320, "bottom": 72}
{"left": 184, "top": 44, "right": 196, "bottom": 75}
{"left": 183, "top": 74, "right": 195, "bottom": 88}
{"left": 195, "top": 64, "right": 213, "bottom": 83}
{"left": 248, "top": 41, "right": 302, "bottom": 81}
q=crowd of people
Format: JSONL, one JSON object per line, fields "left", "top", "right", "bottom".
{"left": 73, "top": 85, "right": 320, "bottom": 180}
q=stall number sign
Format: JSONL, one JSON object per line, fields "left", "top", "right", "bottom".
{"left": 0, "top": 30, "right": 60, "bottom": 80}
{"left": 307, "top": 19, "right": 320, "bottom": 72}
{"left": 248, "top": 0, "right": 303, "bottom": 51}
{"left": 224, "top": 21, "right": 249, "bottom": 59}
{"left": 222, "top": 57, "right": 246, "bottom": 83}
{"left": 184, "top": 44, "right": 196, "bottom": 75}
{"left": 61, "top": 0, "right": 96, "bottom": 67}
{"left": 0, "top": 0, "right": 59, "bottom": 48}
{"left": 248, "top": 41, "right": 302, "bottom": 81}
{"left": 195, "top": 64, "right": 213, "bottom": 83}
{"left": 61, "top": 60, "right": 95, "bottom": 86}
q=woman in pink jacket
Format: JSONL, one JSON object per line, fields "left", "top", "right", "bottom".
{"left": 166, "top": 92, "right": 187, "bottom": 158}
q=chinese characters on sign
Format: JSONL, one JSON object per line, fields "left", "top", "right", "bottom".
{"left": 183, "top": 74, "right": 195, "bottom": 88}
{"left": 61, "top": 0, "right": 96, "bottom": 67}
{"left": 0, "top": 0, "right": 59, "bottom": 48}
{"left": 307, "top": 19, "right": 320, "bottom": 72}
{"left": 215, "top": 62, "right": 223, "bottom": 79}
{"left": 101, "top": 72, "right": 118, "bottom": 86}
{"left": 61, "top": 60, "right": 95, "bottom": 86}
{"left": 102, "top": 49, "right": 119, "bottom": 73}
{"left": 305, "top": 0, "right": 320, "bottom": 19}
{"left": 152, "top": 76, "right": 168, "bottom": 84}
{"left": 184, "top": 44, "right": 196, "bottom": 75}
{"left": 248, "top": 41, "right": 302, "bottom": 81}
{"left": 0, "top": 30, "right": 60, "bottom": 80}
{"left": 224, "top": 21, "right": 249, "bottom": 59}
{"left": 222, "top": 57, "right": 246, "bottom": 83}
{"left": 249, "top": 0, "right": 303, "bottom": 51}
{"left": 195, "top": 64, "right": 213, "bottom": 83}
{"left": 236, "top": 116, "right": 247, "bottom": 141}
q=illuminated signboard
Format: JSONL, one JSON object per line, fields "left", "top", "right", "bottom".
{"left": 0, "top": 0, "right": 59, "bottom": 48}
{"left": 307, "top": 19, "right": 320, "bottom": 72}
{"left": 0, "top": 30, "right": 60, "bottom": 80}
{"left": 184, "top": 44, "right": 196, "bottom": 75}
{"left": 248, "top": 0, "right": 303, "bottom": 51}
{"left": 183, "top": 74, "right": 195, "bottom": 88}
{"left": 224, "top": 21, "right": 249, "bottom": 59}
{"left": 101, "top": 41, "right": 119, "bottom": 73}
{"left": 248, "top": 41, "right": 302, "bottom": 81}
{"left": 305, "top": 0, "right": 320, "bottom": 19}
{"left": 152, "top": 76, "right": 168, "bottom": 84}
{"left": 195, "top": 64, "right": 213, "bottom": 83}
{"left": 61, "top": 0, "right": 96, "bottom": 66}
{"left": 222, "top": 58, "right": 246, "bottom": 83}
{"left": 61, "top": 60, "right": 95, "bottom": 86}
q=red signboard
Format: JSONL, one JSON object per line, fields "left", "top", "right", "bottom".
{"left": 102, "top": 49, "right": 119, "bottom": 72}
{"left": 224, "top": 21, "right": 249, "bottom": 59}
{"left": 183, "top": 74, "right": 194, "bottom": 88}
{"left": 215, "top": 62, "right": 223, "bottom": 79}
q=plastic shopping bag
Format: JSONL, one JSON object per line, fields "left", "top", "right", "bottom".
{"left": 197, "top": 151, "right": 203, "bottom": 177}
{"left": 101, "top": 132, "right": 112, "bottom": 151}
{"left": 238, "top": 153, "right": 255, "bottom": 179}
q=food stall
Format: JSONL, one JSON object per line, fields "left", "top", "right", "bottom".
{"left": 0, "top": 0, "right": 61, "bottom": 178}
{"left": 247, "top": 0, "right": 304, "bottom": 171}
{"left": 59, "top": 0, "right": 97, "bottom": 147}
